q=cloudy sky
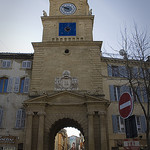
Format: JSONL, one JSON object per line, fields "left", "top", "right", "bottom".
{"left": 0, "top": 0, "right": 150, "bottom": 54}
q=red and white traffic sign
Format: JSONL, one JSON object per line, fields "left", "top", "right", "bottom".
{"left": 119, "top": 93, "right": 133, "bottom": 119}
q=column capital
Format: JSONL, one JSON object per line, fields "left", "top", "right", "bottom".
{"left": 88, "top": 111, "right": 95, "bottom": 115}
{"left": 98, "top": 111, "right": 106, "bottom": 115}
{"left": 26, "top": 111, "right": 34, "bottom": 116}
{"left": 37, "top": 111, "right": 46, "bottom": 116}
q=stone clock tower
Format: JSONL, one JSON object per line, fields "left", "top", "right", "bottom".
{"left": 24, "top": 0, "right": 109, "bottom": 150}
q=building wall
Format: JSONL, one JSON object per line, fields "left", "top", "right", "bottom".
{"left": 30, "top": 42, "right": 103, "bottom": 96}
{"left": 0, "top": 56, "right": 32, "bottom": 149}
{"left": 101, "top": 59, "right": 148, "bottom": 149}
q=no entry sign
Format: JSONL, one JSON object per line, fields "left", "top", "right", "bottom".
{"left": 119, "top": 93, "right": 133, "bottom": 119}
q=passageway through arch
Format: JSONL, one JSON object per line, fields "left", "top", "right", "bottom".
{"left": 49, "top": 118, "right": 85, "bottom": 150}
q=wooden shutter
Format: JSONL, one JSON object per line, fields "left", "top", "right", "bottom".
{"left": 14, "top": 77, "right": 20, "bottom": 93}
{"left": 16, "top": 109, "right": 22, "bottom": 128}
{"left": 112, "top": 115, "right": 118, "bottom": 133}
{"left": 107, "top": 65, "right": 112, "bottom": 76}
{"left": 0, "top": 108, "right": 3, "bottom": 127}
{"left": 27, "top": 61, "right": 31, "bottom": 68}
{"left": 21, "top": 110, "right": 26, "bottom": 128}
{"left": 137, "top": 87, "right": 142, "bottom": 102}
{"left": 109, "top": 85, "right": 115, "bottom": 101}
{"left": 139, "top": 68, "right": 144, "bottom": 78}
{"left": 7, "top": 77, "right": 13, "bottom": 93}
{"left": 3, "top": 78, "right": 8, "bottom": 93}
{"left": 22, "top": 61, "right": 26, "bottom": 68}
{"left": 2, "top": 60, "right": 7, "bottom": 68}
{"left": 119, "top": 66, "right": 128, "bottom": 78}
{"left": 120, "top": 85, "right": 130, "bottom": 95}
{"left": 132, "top": 67, "right": 138, "bottom": 78}
{"left": 6, "top": 60, "right": 11, "bottom": 68}
{"left": 140, "top": 116, "right": 146, "bottom": 133}
{"left": 23, "top": 77, "right": 30, "bottom": 93}
{"left": 142, "top": 87, "right": 148, "bottom": 102}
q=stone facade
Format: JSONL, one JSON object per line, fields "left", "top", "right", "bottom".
{"left": 0, "top": 0, "right": 149, "bottom": 150}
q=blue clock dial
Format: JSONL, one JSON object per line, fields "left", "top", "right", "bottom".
{"left": 59, "top": 23, "right": 76, "bottom": 36}
{"left": 60, "top": 3, "right": 76, "bottom": 15}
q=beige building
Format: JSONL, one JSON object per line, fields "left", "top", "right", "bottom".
{"left": 0, "top": 53, "right": 33, "bottom": 150}
{"left": 0, "top": 0, "right": 149, "bottom": 150}
{"left": 54, "top": 129, "right": 68, "bottom": 150}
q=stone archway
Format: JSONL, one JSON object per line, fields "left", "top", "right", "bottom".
{"left": 24, "top": 91, "right": 109, "bottom": 150}
{"left": 49, "top": 118, "right": 85, "bottom": 150}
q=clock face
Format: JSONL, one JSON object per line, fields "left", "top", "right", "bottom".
{"left": 60, "top": 3, "right": 76, "bottom": 15}
{"left": 59, "top": 23, "right": 76, "bottom": 36}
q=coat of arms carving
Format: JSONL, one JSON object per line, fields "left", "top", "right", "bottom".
{"left": 55, "top": 71, "right": 78, "bottom": 90}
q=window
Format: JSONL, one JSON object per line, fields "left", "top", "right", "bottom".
{"left": 2, "top": 60, "right": 11, "bottom": 68}
{"left": 135, "top": 116, "right": 147, "bottom": 133}
{"left": 112, "top": 66, "right": 119, "bottom": 77}
{"left": 108, "top": 65, "right": 128, "bottom": 78}
{"left": 112, "top": 115, "right": 125, "bottom": 133}
{"left": 14, "top": 77, "right": 30, "bottom": 93}
{"left": 0, "top": 107, "right": 3, "bottom": 128}
{"left": 112, "top": 115, "right": 146, "bottom": 134}
{"left": 0, "top": 77, "right": 8, "bottom": 93}
{"left": 16, "top": 109, "right": 26, "bottom": 128}
{"left": 22, "top": 61, "right": 32, "bottom": 69}
{"left": 109, "top": 85, "right": 131, "bottom": 101}
{"left": 20, "top": 77, "right": 30, "bottom": 93}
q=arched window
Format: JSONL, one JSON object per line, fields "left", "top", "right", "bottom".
{"left": 0, "top": 77, "right": 8, "bottom": 93}
{"left": 16, "top": 109, "right": 26, "bottom": 128}
{"left": 0, "top": 107, "right": 3, "bottom": 128}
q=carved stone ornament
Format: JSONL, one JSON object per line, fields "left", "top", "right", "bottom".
{"left": 55, "top": 70, "right": 78, "bottom": 91}
{"left": 43, "top": 10, "right": 47, "bottom": 16}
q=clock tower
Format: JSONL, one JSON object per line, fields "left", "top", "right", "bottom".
{"left": 42, "top": 0, "right": 93, "bottom": 42}
{"left": 25, "top": 0, "right": 109, "bottom": 150}
{"left": 30, "top": 0, "right": 103, "bottom": 94}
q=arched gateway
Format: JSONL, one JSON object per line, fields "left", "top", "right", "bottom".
{"left": 24, "top": 91, "right": 109, "bottom": 150}
{"left": 23, "top": 0, "right": 110, "bottom": 149}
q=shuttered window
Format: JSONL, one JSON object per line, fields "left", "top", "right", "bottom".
{"left": 7, "top": 78, "right": 13, "bottom": 93}
{"left": 112, "top": 115, "right": 146, "bottom": 133}
{"left": 107, "top": 65, "right": 128, "bottom": 78}
{"left": 16, "top": 109, "right": 26, "bottom": 128}
{"left": 22, "top": 61, "right": 32, "bottom": 69}
{"left": 109, "top": 85, "right": 132, "bottom": 101}
{"left": 14, "top": 77, "right": 20, "bottom": 93}
{"left": 136, "top": 116, "right": 147, "bottom": 133}
{"left": 0, "top": 107, "right": 3, "bottom": 127}
{"left": 2, "top": 60, "right": 11, "bottom": 68}
{"left": 14, "top": 77, "right": 30, "bottom": 93}
{"left": 20, "top": 77, "right": 30, "bottom": 93}
{"left": 112, "top": 115, "right": 125, "bottom": 133}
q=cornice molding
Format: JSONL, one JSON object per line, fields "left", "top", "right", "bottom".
{"left": 101, "top": 57, "right": 150, "bottom": 66}
{"left": 32, "top": 41, "right": 102, "bottom": 48}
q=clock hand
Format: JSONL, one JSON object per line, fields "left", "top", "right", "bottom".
{"left": 63, "top": 6, "right": 70, "bottom": 10}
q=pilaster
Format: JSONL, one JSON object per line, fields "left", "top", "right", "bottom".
{"left": 88, "top": 112, "right": 95, "bottom": 150}
{"left": 37, "top": 111, "right": 46, "bottom": 150}
{"left": 25, "top": 111, "right": 34, "bottom": 150}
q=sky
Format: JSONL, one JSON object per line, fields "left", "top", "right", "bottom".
{"left": 0, "top": 0, "right": 150, "bottom": 54}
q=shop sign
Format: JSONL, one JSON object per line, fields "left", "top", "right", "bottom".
{"left": 124, "top": 139, "right": 140, "bottom": 150}
{"left": 0, "top": 136, "right": 17, "bottom": 144}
